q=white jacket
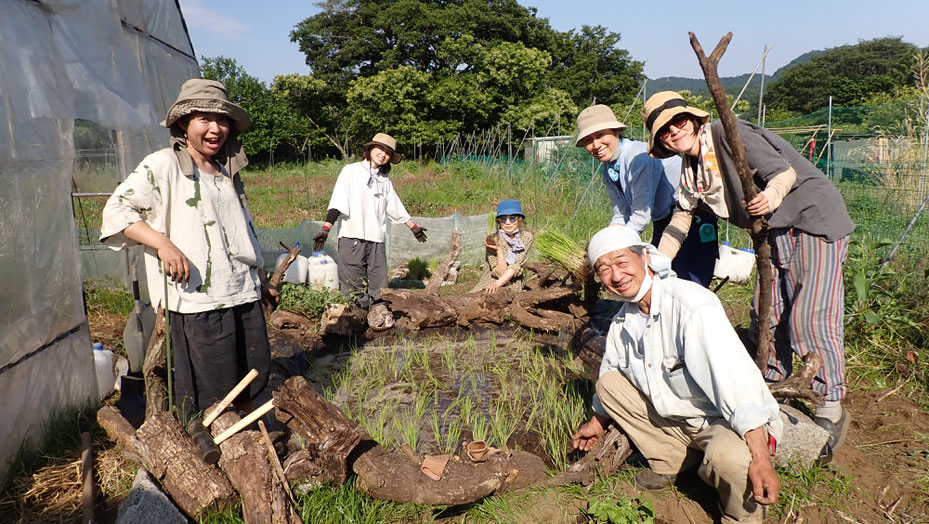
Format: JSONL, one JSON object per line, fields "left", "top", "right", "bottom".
{"left": 327, "top": 160, "right": 412, "bottom": 243}
{"left": 593, "top": 275, "right": 783, "bottom": 440}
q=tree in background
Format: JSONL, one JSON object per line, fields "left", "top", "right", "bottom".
{"left": 201, "top": 57, "right": 315, "bottom": 162}
{"left": 288, "top": 0, "right": 643, "bottom": 157}
{"left": 766, "top": 37, "right": 919, "bottom": 115}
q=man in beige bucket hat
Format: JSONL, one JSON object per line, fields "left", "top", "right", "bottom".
{"left": 100, "top": 78, "right": 273, "bottom": 420}
{"left": 575, "top": 104, "right": 717, "bottom": 287}
{"left": 314, "top": 132, "right": 427, "bottom": 309}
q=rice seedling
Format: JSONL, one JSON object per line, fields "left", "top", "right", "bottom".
{"left": 394, "top": 407, "right": 420, "bottom": 451}
{"left": 471, "top": 413, "right": 489, "bottom": 442}
{"left": 443, "top": 417, "right": 463, "bottom": 455}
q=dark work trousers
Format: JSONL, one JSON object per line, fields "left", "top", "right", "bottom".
{"left": 338, "top": 236, "right": 388, "bottom": 309}
{"left": 170, "top": 300, "right": 270, "bottom": 422}
{"left": 652, "top": 208, "right": 719, "bottom": 288}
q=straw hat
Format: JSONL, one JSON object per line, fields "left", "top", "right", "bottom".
{"left": 643, "top": 91, "right": 709, "bottom": 158}
{"left": 575, "top": 105, "right": 627, "bottom": 147}
{"left": 363, "top": 133, "right": 403, "bottom": 163}
{"left": 162, "top": 79, "right": 250, "bottom": 133}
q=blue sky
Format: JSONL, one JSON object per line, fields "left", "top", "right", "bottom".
{"left": 181, "top": 0, "right": 929, "bottom": 85}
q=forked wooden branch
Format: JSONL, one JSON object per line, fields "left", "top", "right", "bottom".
{"left": 689, "top": 32, "right": 774, "bottom": 372}
{"left": 425, "top": 231, "right": 462, "bottom": 295}
{"left": 767, "top": 353, "right": 826, "bottom": 406}
{"left": 265, "top": 241, "right": 301, "bottom": 311}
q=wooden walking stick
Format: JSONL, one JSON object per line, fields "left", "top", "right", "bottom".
{"left": 688, "top": 32, "right": 775, "bottom": 372}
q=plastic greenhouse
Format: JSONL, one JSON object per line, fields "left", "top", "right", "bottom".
{"left": 0, "top": 0, "right": 198, "bottom": 478}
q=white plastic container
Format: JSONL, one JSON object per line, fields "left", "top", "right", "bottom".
{"left": 93, "top": 342, "right": 115, "bottom": 401}
{"left": 713, "top": 242, "right": 756, "bottom": 283}
{"left": 275, "top": 243, "right": 308, "bottom": 284}
{"left": 308, "top": 251, "right": 339, "bottom": 290}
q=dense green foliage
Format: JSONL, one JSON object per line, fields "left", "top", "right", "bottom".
{"left": 767, "top": 37, "right": 920, "bottom": 114}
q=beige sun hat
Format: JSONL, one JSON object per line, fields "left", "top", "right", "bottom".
{"left": 643, "top": 91, "right": 710, "bottom": 158}
{"left": 575, "top": 104, "right": 627, "bottom": 147}
{"left": 162, "top": 79, "right": 250, "bottom": 133}
{"left": 363, "top": 133, "right": 403, "bottom": 163}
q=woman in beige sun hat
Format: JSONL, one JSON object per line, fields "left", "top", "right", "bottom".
{"left": 645, "top": 90, "right": 856, "bottom": 460}
{"left": 99, "top": 78, "right": 273, "bottom": 420}
{"left": 575, "top": 103, "right": 717, "bottom": 287}
{"left": 313, "top": 132, "right": 427, "bottom": 309}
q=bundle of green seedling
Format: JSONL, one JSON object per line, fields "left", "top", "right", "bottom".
{"left": 535, "top": 229, "right": 589, "bottom": 279}
{"left": 323, "top": 331, "right": 591, "bottom": 470}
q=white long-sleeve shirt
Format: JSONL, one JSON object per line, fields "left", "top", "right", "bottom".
{"left": 326, "top": 160, "right": 412, "bottom": 243}
{"left": 592, "top": 275, "right": 782, "bottom": 440}
{"left": 99, "top": 148, "right": 263, "bottom": 313}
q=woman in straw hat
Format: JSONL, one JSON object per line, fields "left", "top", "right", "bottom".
{"left": 100, "top": 79, "right": 273, "bottom": 419}
{"left": 575, "top": 104, "right": 718, "bottom": 287}
{"left": 470, "top": 199, "right": 534, "bottom": 294}
{"left": 313, "top": 133, "right": 427, "bottom": 309}
{"left": 644, "top": 90, "right": 855, "bottom": 459}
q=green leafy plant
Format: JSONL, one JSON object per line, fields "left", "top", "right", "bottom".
{"left": 535, "top": 229, "right": 589, "bottom": 277}
{"left": 277, "top": 282, "right": 346, "bottom": 319}
{"left": 406, "top": 257, "right": 430, "bottom": 280}
{"left": 586, "top": 496, "right": 656, "bottom": 524}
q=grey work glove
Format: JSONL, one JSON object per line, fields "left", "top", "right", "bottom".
{"left": 313, "top": 228, "right": 329, "bottom": 252}
{"left": 411, "top": 226, "right": 428, "bottom": 243}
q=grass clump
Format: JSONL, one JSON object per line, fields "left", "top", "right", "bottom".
{"left": 277, "top": 283, "right": 347, "bottom": 319}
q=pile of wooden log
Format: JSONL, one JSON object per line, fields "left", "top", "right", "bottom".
{"left": 98, "top": 374, "right": 630, "bottom": 520}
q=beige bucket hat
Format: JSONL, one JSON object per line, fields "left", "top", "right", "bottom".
{"left": 364, "top": 133, "right": 403, "bottom": 163}
{"left": 575, "top": 104, "right": 627, "bottom": 147}
{"left": 162, "top": 79, "right": 250, "bottom": 133}
{"left": 643, "top": 91, "right": 710, "bottom": 158}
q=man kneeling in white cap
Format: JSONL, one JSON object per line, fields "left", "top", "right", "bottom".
{"left": 572, "top": 225, "right": 782, "bottom": 523}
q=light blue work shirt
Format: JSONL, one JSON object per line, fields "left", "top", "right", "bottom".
{"left": 601, "top": 138, "right": 681, "bottom": 232}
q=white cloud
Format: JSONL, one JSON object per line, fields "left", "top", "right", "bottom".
{"left": 179, "top": 0, "right": 249, "bottom": 35}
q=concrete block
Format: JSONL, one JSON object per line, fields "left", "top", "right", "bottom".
{"left": 774, "top": 404, "right": 830, "bottom": 468}
{"left": 116, "top": 469, "right": 189, "bottom": 524}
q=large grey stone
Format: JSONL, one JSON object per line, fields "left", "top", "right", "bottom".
{"left": 116, "top": 469, "right": 189, "bottom": 524}
{"left": 774, "top": 404, "right": 830, "bottom": 468}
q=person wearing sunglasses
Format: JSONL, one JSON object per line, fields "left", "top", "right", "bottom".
{"left": 645, "top": 91, "right": 855, "bottom": 462}
{"left": 576, "top": 104, "right": 718, "bottom": 288}
{"left": 470, "top": 199, "right": 534, "bottom": 294}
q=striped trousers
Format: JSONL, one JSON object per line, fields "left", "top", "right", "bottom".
{"left": 751, "top": 228, "right": 850, "bottom": 401}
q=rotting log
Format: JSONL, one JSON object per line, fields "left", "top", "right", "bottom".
{"left": 265, "top": 241, "right": 301, "bottom": 312}
{"left": 273, "top": 376, "right": 567, "bottom": 505}
{"left": 211, "top": 411, "right": 303, "bottom": 524}
{"left": 424, "top": 231, "right": 462, "bottom": 295}
{"left": 689, "top": 32, "right": 774, "bottom": 372}
{"left": 380, "top": 283, "right": 585, "bottom": 333}
{"left": 142, "top": 309, "right": 168, "bottom": 418}
{"left": 544, "top": 426, "right": 631, "bottom": 487}
{"left": 97, "top": 407, "right": 235, "bottom": 519}
{"left": 273, "top": 376, "right": 370, "bottom": 484}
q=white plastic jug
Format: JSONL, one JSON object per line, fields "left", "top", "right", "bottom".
{"left": 93, "top": 342, "right": 115, "bottom": 401}
{"left": 308, "top": 251, "right": 339, "bottom": 290}
{"left": 713, "top": 242, "right": 756, "bottom": 283}
{"left": 275, "top": 244, "right": 308, "bottom": 284}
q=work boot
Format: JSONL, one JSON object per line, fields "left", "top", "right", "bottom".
{"left": 814, "top": 407, "right": 850, "bottom": 463}
{"left": 634, "top": 469, "right": 676, "bottom": 491}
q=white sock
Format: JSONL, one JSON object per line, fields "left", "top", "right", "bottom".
{"left": 815, "top": 400, "right": 843, "bottom": 423}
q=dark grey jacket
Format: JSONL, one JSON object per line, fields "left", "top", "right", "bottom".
{"left": 692, "top": 120, "right": 854, "bottom": 241}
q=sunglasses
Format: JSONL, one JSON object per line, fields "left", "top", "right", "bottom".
{"left": 497, "top": 215, "right": 520, "bottom": 224}
{"left": 658, "top": 113, "right": 692, "bottom": 139}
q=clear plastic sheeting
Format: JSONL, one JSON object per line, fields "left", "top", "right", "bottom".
{"left": 0, "top": 0, "right": 198, "bottom": 475}
{"left": 252, "top": 213, "right": 493, "bottom": 273}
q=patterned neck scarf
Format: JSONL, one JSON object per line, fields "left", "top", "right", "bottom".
{"left": 679, "top": 125, "right": 729, "bottom": 218}
{"left": 501, "top": 230, "right": 525, "bottom": 265}
{"left": 364, "top": 160, "right": 389, "bottom": 196}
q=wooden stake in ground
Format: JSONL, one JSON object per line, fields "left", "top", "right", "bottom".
{"left": 688, "top": 32, "right": 774, "bottom": 371}
{"left": 80, "top": 432, "right": 94, "bottom": 524}
{"left": 424, "top": 231, "right": 462, "bottom": 295}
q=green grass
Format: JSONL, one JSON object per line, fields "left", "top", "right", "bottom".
{"left": 769, "top": 463, "right": 852, "bottom": 520}
{"left": 83, "top": 278, "right": 135, "bottom": 317}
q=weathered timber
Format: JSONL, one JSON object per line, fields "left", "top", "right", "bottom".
{"left": 97, "top": 407, "right": 235, "bottom": 519}
{"left": 353, "top": 446, "right": 550, "bottom": 505}
{"left": 689, "top": 32, "right": 774, "bottom": 372}
{"left": 570, "top": 325, "right": 607, "bottom": 383}
{"left": 211, "top": 411, "right": 302, "bottom": 524}
{"left": 768, "top": 353, "right": 826, "bottom": 406}
{"left": 142, "top": 309, "right": 168, "bottom": 418}
{"left": 319, "top": 303, "right": 368, "bottom": 336}
{"left": 265, "top": 242, "right": 301, "bottom": 312}
{"left": 424, "top": 231, "right": 462, "bottom": 295}
{"left": 273, "top": 376, "right": 370, "bottom": 484}
{"left": 544, "top": 426, "right": 631, "bottom": 487}
{"left": 380, "top": 284, "right": 584, "bottom": 332}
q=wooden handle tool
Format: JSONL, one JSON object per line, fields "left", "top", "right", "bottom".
{"left": 202, "top": 368, "right": 259, "bottom": 427}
